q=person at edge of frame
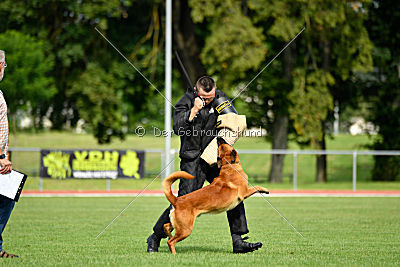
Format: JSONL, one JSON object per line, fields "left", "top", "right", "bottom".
{"left": 146, "top": 75, "right": 263, "bottom": 254}
{"left": 0, "top": 50, "right": 18, "bottom": 258}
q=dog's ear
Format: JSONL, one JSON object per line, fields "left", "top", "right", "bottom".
{"left": 230, "top": 149, "right": 237, "bottom": 163}
{"left": 217, "top": 137, "right": 227, "bottom": 146}
{"left": 217, "top": 156, "right": 222, "bottom": 168}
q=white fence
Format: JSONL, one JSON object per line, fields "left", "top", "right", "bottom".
{"left": 168, "top": 149, "right": 400, "bottom": 192}
{"left": 8, "top": 148, "right": 400, "bottom": 192}
{"left": 234, "top": 149, "right": 400, "bottom": 192}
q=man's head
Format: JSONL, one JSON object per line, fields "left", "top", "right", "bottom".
{"left": 0, "top": 50, "right": 5, "bottom": 82}
{"left": 195, "top": 76, "right": 216, "bottom": 105}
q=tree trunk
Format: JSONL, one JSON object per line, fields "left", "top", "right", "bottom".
{"left": 269, "top": 46, "right": 293, "bottom": 183}
{"left": 269, "top": 115, "right": 288, "bottom": 183}
{"left": 315, "top": 37, "right": 330, "bottom": 183}
{"left": 315, "top": 129, "right": 327, "bottom": 183}
{"left": 173, "top": 0, "right": 206, "bottom": 88}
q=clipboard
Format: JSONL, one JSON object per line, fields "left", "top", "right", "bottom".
{"left": 0, "top": 170, "right": 28, "bottom": 202}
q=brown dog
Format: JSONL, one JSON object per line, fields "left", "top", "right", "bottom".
{"left": 162, "top": 138, "right": 269, "bottom": 254}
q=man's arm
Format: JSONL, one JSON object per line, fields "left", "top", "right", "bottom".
{"left": 173, "top": 95, "right": 203, "bottom": 135}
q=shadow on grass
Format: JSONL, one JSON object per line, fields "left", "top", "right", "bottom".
{"left": 158, "top": 245, "right": 229, "bottom": 254}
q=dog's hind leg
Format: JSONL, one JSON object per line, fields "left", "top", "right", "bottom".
{"left": 167, "top": 228, "right": 193, "bottom": 254}
{"left": 167, "top": 211, "right": 195, "bottom": 254}
{"left": 243, "top": 186, "right": 269, "bottom": 199}
{"left": 163, "top": 223, "right": 174, "bottom": 239}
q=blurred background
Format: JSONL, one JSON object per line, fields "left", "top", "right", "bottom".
{"left": 0, "top": 0, "right": 399, "bottom": 190}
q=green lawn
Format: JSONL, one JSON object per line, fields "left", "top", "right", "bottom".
{"left": 8, "top": 131, "right": 400, "bottom": 191}
{"left": 2, "top": 196, "right": 399, "bottom": 265}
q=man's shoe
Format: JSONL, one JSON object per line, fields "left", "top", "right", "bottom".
{"left": 232, "top": 236, "right": 262, "bottom": 254}
{"left": 147, "top": 233, "right": 161, "bottom": 252}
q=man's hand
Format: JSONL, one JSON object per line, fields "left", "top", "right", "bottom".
{"left": 193, "top": 97, "right": 205, "bottom": 113}
{"left": 0, "top": 158, "right": 12, "bottom": 174}
{"left": 189, "top": 97, "right": 205, "bottom": 121}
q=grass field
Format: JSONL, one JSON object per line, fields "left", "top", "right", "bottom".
{"left": 1, "top": 196, "right": 399, "bottom": 265}
{"left": 8, "top": 131, "right": 399, "bottom": 191}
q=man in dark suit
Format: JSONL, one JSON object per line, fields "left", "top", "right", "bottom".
{"left": 147, "top": 76, "right": 262, "bottom": 253}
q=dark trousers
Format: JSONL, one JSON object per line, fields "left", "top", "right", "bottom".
{"left": 153, "top": 157, "right": 249, "bottom": 238}
{"left": 0, "top": 195, "right": 15, "bottom": 251}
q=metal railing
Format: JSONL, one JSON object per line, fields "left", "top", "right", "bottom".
{"left": 234, "top": 149, "right": 400, "bottom": 192}
{"left": 8, "top": 147, "right": 168, "bottom": 191}
{"left": 8, "top": 147, "right": 400, "bottom": 192}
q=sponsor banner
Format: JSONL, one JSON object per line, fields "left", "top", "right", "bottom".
{"left": 40, "top": 149, "right": 145, "bottom": 179}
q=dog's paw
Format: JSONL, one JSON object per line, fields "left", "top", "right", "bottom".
{"left": 257, "top": 189, "right": 269, "bottom": 194}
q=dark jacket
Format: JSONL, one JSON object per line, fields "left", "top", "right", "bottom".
{"left": 173, "top": 88, "right": 228, "bottom": 160}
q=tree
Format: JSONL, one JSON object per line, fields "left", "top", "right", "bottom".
{"left": 363, "top": 0, "right": 400, "bottom": 181}
{"left": 189, "top": 0, "right": 283, "bottom": 181}
{"left": 247, "top": 0, "right": 372, "bottom": 182}
{"left": 0, "top": 30, "right": 56, "bottom": 130}
{"left": 189, "top": 0, "right": 266, "bottom": 92}
{"left": 0, "top": 0, "right": 168, "bottom": 142}
{"left": 173, "top": 0, "right": 206, "bottom": 85}
{"left": 69, "top": 62, "right": 125, "bottom": 143}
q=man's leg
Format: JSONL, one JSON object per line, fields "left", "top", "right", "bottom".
{"left": 146, "top": 204, "right": 172, "bottom": 252}
{"left": 0, "top": 196, "right": 15, "bottom": 255}
{"left": 226, "top": 203, "right": 249, "bottom": 236}
{"left": 227, "top": 203, "right": 262, "bottom": 253}
{"left": 206, "top": 164, "right": 262, "bottom": 253}
{"left": 151, "top": 205, "right": 172, "bottom": 239}
{"left": 178, "top": 158, "right": 206, "bottom": 197}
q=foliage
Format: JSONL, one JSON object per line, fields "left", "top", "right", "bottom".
{"left": 189, "top": 0, "right": 266, "bottom": 93}
{"left": 289, "top": 69, "right": 334, "bottom": 144}
{"left": 363, "top": 0, "right": 400, "bottom": 181}
{"left": 0, "top": 0, "right": 168, "bottom": 143}
{"left": 0, "top": 0, "right": 398, "bottom": 181}
{"left": 69, "top": 62, "right": 125, "bottom": 143}
{"left": 187, "top": 0, "right": 377, "bottom": 182}
{"left": 0, "top": 30, "right": 56, "bottom": 126}
{"left": 250, "top": 0, "right": 373, "bottom": 145}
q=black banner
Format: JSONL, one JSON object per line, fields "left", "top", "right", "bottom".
{"left": 40, "top": 149, "right": 145, "bottom": 179}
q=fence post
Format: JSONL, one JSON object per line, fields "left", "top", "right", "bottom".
{"left": 170, "top": 149, "right": 175, "bottom": 190}
{"left": 352, "top": 151, "right": 357, "bottom": 192}
{"left": 293, "top": 152, "right": 298, "bottom": 191}
{"left": 106, "top": 179, "right": 111, "bottom": 191}
{"left": 39, "top": 177, "right": 43, "bottom": 191}
{"left": 161, "top": 151, "right": 165, "bottom": 189}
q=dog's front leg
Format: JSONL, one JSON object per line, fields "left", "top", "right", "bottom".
{"left": 243, "top": 186, "right": 269, "bottom": 199}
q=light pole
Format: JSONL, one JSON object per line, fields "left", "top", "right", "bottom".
{"left": 164, "top": 0, "right": 172, "bottom": 178}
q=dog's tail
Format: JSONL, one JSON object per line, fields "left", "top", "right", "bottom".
{"left": 162, "top": 171, "right": 194, "bottom": 206}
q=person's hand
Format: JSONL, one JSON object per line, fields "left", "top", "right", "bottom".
{"left": 188, "top": 97, "right": 205, "bottom": 122}
{"left": 0, "top": 158, "right": 12, "bottom": 174}
{"left": 192, "top": 97, "right": 205, "bottom": 113}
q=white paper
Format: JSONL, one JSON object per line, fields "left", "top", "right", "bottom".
{"left": 0, "top": 170, "right": 25, "bottom": 200}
